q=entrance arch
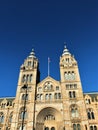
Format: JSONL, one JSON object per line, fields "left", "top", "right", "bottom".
{"left": 36, "top": 107, "right": 63, "bottom": 130}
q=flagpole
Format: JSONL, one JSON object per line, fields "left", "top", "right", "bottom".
{"left": 48, "top": 57, "right": 50, "bottom": 76}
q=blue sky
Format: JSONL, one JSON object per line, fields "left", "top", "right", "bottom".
{"left": 0, "top": 0, "right": 98, "bottom": 97}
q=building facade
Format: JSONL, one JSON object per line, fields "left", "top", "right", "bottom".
{"left": 0, "top": 46, "right": 98, "bottom": 130}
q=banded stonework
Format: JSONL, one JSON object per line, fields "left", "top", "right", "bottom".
{"left": 0, "top": 47, "right": 98, "bottom": 130}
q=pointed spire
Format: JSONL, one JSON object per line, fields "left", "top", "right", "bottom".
{"left": 28, "top": 48, "right": 36, "bottom": 58}
{"left": 62, "top": 45, "right": 71, "bottom": 56}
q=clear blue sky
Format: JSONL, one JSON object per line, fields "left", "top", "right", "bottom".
{"left": 0, "top": 0, "right": 98, "bottom": 97}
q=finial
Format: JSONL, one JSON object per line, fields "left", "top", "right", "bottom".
{"left": 64, "top": 42, "right": 66, "bottom": 47}
{"left": 62, "top": 43, "right": 71, "bottom": 56}
{"left": 28, "top": 48, "right": 36, "bottom": 58}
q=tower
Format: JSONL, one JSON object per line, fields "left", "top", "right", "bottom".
{"left": 60, "top": 46, "right": 89, "bottom": 130}
{"left": 11, "top": 49, "right": 40, "bottom": 130}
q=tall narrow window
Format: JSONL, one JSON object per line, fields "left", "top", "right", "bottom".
{"left": 28, "top": 61, "right": 31, "bottom": 67}
{"left": 71, "top": 108, "right": 75, "bottom": 117}
{"left": 20, "top": 111, "right": 27, "bottom": 119}
{"left": 90, "top": 126, "right": 93, "bottom": 130}
{"left": 72, "top": 71, "right": 75, "bottom": 80}
{"left": 73, "top": 124, "right": 77, "bottom": 130}
{"left": 87, "top": 112, "right": 91, "bottom": 119}
{"left": 40, "top": 94, "right": 43, "bottom": 100}
{"left": 26, "top": 75, "right": 29, "bottom": 82}
{"left": 0, "top": 112, "right": 4, "bottom": 123}
{"left": 68, "top": 72, "right": 71, "bottom": 80}
{"left": 73, "top": 91, "right": 76, "bottom": 98}
{"left": 87, "top": 109, "right": 95, "bottom": 120}
{"left": 64, "top": 72, "right": 68, "bottom": 80}
{"left": 45, "top": 94, "right": 49, "bottom": 100}
{"left": 29, "top": 74, "right": 32, "bottom": 83}
{"left": 69, "top": 91, "right": 72, "bottom": 98}
{"left": 91, "top": 112, "right": 95, "bottom": 119}
{"left": 56, "top": 86, "right": 59, "bottom": 90}
{"left": 94, "top": 126, "right": 97, "bottom": 130}
{"left": 38, "top": 87, "right": 42, "bottom": 92}
{"left": 77, "top": 124, "right": 81, "bottom": 130}
{"left": 58, "top": 93, "right": 61, "bottom": 99}
{"left": 9, "top": 112, "right": 13, "bottom": 123}
{"left": 19, "top": 107, "right": 27, "bottom": 120}
{"left": 22, "top": 94, "right": 28, "bottom": 100}
{"left": 22, "top": 75, "right": 26, "bottom": 83}
{"left": 71, "top": 105, "right": 79, "bottom": 118}
{"left": 49, "top": 94, "right": 52, "bottom": 100}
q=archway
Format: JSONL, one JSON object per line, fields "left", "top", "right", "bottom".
{"left": 36, "top": 107, "right": 63, "bottom": 130}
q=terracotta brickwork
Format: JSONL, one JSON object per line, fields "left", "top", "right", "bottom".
{"left": 0, "top": 47, "right": 98, "bottom": 130}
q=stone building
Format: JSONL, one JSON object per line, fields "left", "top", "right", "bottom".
{"left": 0, "top": 46, "right": 98, "bottom": 130}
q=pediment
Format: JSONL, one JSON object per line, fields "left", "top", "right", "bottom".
{"left": 37, "top": 76, "right": 60, "bottom": 87}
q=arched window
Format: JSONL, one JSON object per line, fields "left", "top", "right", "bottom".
{"left": 0, "top": 112, "right": 4, "bottom": 123}
{"left": 87, "top": 109, "right": 95, "bottom": 120}
{"left": 9, "top": 112, "right": 13, "bottom": 123}
{"left": 73, "top": 91, "right": 76, "bottom": 98}
{"left": 72, "top": 71, "right": 75, "bottom": 80}
{"left": 87, "top": 112, "right": 91, "bottom": 119}
{"left": 19, "top": 107, "right": 27, "bottom": 120}
{"left": 26, "top": 75, "right": 29, "bottom": 82}
{"left": 49, "top": 93, "right": 52, "bottom": 100}
{"left": 71, "top": 105, "right": 79, "bottom": 118}
{"left": 44, "top": 127, "right": 49, "bottom": 130}
{"left": 68, "top": 72, "right": 71, "bottom": 80}
{"left": 73, "top": 124, "right": 77, "bottom": 130}
{"left": 55, "top": 93, "right": 57, "bottom": 99}
{"left": 91, "top": 112, "right": 95, "bottom": 119}
{"left": 77, "top": 124, "right": 81, "bottom": 130}
{"left": 90, "top": 126, "right": 93, "bottom": 130}
{"left": 45, "top": 94, "right": 49, "bottom": 100}
{"left": 69, "top": 91, "right": 76, "bottom": 98}
{"left": 88, "top": 99, "right": 91, "bottom": 104}
{"left": 40, "top": 94, "right": 43, "bottom": 100}
{"left": 71, "top": 108, "right": 75, "bottom": 117}
{"left": 29, "top": 74, "right": 32, "bottom": 82}
{"left": 55, "top": 93, "right": 61, "bottom": 99}
{"left": 64, "top": 72, "right": 68, "bottom": 80}
{"left": 94, "top": 126, "right": 97, "bottom": 130}
{"left": 38, "top": 87, "right": 42, "bottom": 92}
{"left": 28, "top": 61, "right": 31, "bottom": 67}
{"left": 51, "top": 127, "right": 55, "bottom": 130}
{"left": 73, "top": 124, "right": 81, "bottom": 130}
{"left": 69, "top": 91, "right": 72, "bottom": 98}
{"left": 22, "top": 75, "right": 26, "bottom": 83}
{"left": 22, "top": 94, "right": 28, "bottom": 100}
